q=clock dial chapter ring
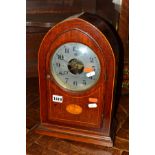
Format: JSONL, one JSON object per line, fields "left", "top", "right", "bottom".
{"left": 50, "top": 42, "right": 101, "bottom": 92}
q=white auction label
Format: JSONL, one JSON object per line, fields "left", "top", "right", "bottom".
{"left": 52, "top": 95, "right": 63, "bottom": 103}
{"left": 86, "top": 71, "right": 95, "bottom": 77}
{"left": 88, "top": 103, "right": 97, "bottom": 108}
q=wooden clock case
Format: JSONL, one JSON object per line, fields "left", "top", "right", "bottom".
{"left": 36, "top": 12, "right": 121, "bottom": 147}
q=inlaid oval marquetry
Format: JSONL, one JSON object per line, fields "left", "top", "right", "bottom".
{"left": 66, "top": 104, "right": 82, "bottom": 115}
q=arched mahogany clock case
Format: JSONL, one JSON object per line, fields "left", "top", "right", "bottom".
{"left": 36, "top": 12, "right": 121, "bottom": 147}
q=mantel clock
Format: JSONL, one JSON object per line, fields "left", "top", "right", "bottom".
{"left": 36, "top": 12, "right": 121, "bottom": 147}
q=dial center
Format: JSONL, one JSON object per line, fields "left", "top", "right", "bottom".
{"left": 68, "top": 58, "right": 84, "bottom": 75}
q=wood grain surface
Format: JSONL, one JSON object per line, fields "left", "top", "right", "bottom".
{"left": 37, "top": 12, "right": 122, "bottom": 147}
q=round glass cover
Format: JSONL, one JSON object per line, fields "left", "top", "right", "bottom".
{"left": 50, "top": 42, "right": 101, "bottom": 91}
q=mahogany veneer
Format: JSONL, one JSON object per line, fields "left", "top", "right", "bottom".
{"left": 36, "top": 13, "right": 122, "bottom": 147}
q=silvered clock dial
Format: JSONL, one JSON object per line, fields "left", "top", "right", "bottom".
{"left": 50, "top": 42, "right": 101, "bottom": 91}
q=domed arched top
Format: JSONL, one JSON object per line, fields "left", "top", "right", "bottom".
{"left": 38, "top": 13, "right": 119, "bottom": 66}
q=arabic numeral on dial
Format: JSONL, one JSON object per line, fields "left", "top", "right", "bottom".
{"left": 89, "top": 76, "right": 93, "bottom": 80}
{"left": 56, "top": 62, "right": 60, "bottom": 67}
{"left": 65, "top": 48, "right": 69, "bottom": 53}
{"left": 65, "top": 78, "right": 69, "bottom": 83}
{"left": 90, "top": 57, "right": 94, "bottom": 63}
{"left": 88, "top": 76, "right": 95, "bottom": 80}
{"left": 73, "top": 81, "right": 77, "bottom": 86}
{"left": 92, "top": 66, "right": 96, "bottom": 71}
{"left": 58, "top": 71, "right": 63, "bottom": 75}
{"left": 83, "top": 80, "right": 86, "bottom": 85}
{"left": 57, "top": 54, "right": 64, "bottom": 60}
{"left": 73, "top": 46, "right": 76, "bottom": 51}
{"left": 73, "top": 46, "right": 78, "bottom": 56}
{"left": 59, "top": 71, "right": 68, "bottom": 75}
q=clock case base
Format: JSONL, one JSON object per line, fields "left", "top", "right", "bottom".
{"left": 35, "top": 119, "right": 117, "bottom": 147}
